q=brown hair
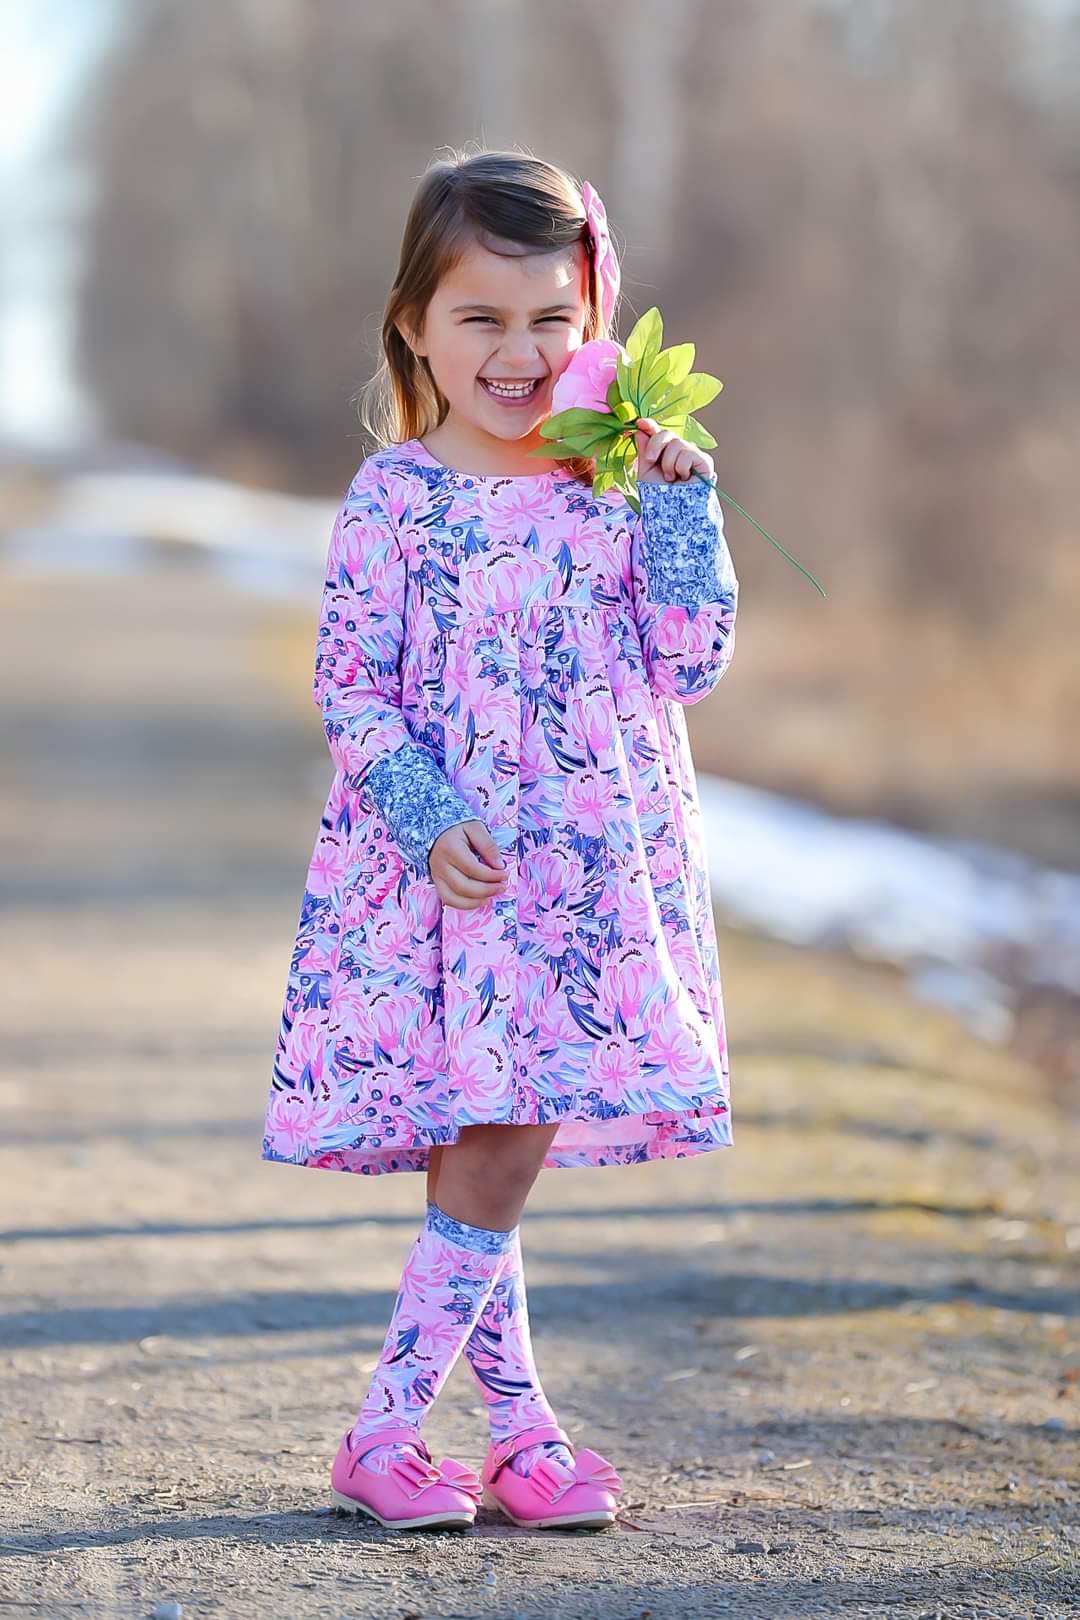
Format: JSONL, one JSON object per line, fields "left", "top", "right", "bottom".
{"left": 354, "top": 145, "right": 621, "bottom": 484}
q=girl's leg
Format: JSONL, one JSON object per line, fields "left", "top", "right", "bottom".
{"left": 432, "top": 1124, "right": 575, "bottom": 1480}
{"left": 349, "top": 1123, "right": 556, "bottom": 1475}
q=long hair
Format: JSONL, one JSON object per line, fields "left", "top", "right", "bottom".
{"left": 355, "top": 145, "right": 621, "bottom": 485}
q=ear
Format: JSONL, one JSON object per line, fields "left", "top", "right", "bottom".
{"left": 395, "top": 317, "right": 425, "bottom": 359}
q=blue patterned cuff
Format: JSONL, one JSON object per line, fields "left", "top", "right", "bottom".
{"left": 637, "top": 477, "right": 737, "bottom": 608}
{"left": 425, "top": 1200, "right": 518, "bottom": 1254}
{"left": 364, "top": 741, "right": 476, "bottom": 876}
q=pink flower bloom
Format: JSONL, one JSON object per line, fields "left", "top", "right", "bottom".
{"left": 550, "top": 338, "right": 626, "bottom": 417}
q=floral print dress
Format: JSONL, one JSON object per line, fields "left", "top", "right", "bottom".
{"left": 262, "top": 436, "right": 739, "bottom": 1177}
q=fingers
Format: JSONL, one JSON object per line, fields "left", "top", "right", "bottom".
{"left": 429, "top": 821, "right": 510, "bottom": 909}
{"left": 636, "top": 417, "right": 714, "bottom": 484}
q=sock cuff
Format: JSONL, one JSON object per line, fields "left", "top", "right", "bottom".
{"left": 425, "top": 1199, "right": 518, "bottom": 1256}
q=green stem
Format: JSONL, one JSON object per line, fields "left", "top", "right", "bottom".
{"left": 691, "top": 471, "right": 827, "bottom": 598}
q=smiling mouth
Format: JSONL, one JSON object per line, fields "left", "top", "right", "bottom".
{"left": 480, "top": 377, "right": 545, "bottom": 399}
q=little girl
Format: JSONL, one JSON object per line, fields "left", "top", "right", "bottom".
{"left": 262, "top": 148, "right": 739, "bottom": 1531}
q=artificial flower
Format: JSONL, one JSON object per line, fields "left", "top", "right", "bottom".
{"left": 529, "top": 305, "right": 825, "bottom": 595}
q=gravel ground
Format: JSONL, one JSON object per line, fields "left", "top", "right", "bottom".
{"left": 2, "top": 570, "right": 1078, "bottom": 1619}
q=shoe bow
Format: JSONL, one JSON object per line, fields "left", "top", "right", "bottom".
{"left": 526, "top": 1446, "right": 623, "bottom": 1505}
{"left": 436, "top": 1457, "right": 484, "bottom": 1503}
{"left": 387, "top": 1447, "right": 447, "bottom": 1498}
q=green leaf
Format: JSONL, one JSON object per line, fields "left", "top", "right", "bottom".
{"left": 661, "top": 341, "right": 695, "bottom": 386}
{"left": 656, "top": 371, "right": 723, "bottom": 415}
{"left": 624, "top": 305, "right": 663, "bottom": 366}
{"left": 651, "top": 412, "right": 689, "bottom": 436}
{"left": 636, "top": 350, "right": 676, "bottom": 416}
{"left": 615, "top": 351, "right": 633, "bottom": 398}
{"left": 526, "top": 443, "right": 586, "bottom": 459}
{"left": 681, "top": 415, "right": 718, "bottom": 450}
{"left": 539, "top": 406, "right": 618, "bottom": 436}
{"left": 557, "top": 430, "right": 622, "bottom": 456}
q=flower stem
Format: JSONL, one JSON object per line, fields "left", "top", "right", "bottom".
{"left": 691, "top": 471, "right": 827, "bottom": 598}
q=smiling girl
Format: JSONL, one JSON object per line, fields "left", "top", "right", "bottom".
{"left": 262, "top": 147, "right": 739, "bottom": 1532}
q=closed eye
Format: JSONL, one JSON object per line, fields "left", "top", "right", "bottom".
{"left": 463, "top": 316, "right": 570, "bottom": 324}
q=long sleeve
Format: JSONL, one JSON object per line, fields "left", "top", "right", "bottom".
{"left": 314, "top": 462, "right": 476, "bottom": 876}
{"left": 628, "top": 476, "right": 739, "bottom": 705}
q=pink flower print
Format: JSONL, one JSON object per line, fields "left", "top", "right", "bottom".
{"left": 442, "top": 905, "right": 503, "bottom": 958}
{"left": 370, "top": 983, "right": 424, "bottom": 1048}
{"left": 648, "top": 839, "right": 684, "bottom": 888}
{"left": 652, "top": 608, "right": 717, "bottom": 660}
{"left": 440, "top": 636, "right": 475, "bottom": 712}
{"left": 363, "top": 910, "right": 415, "bottom": 970}
{"left": 638, "top": 1017, "right": 712, "bottom": 1089}
{"left": 587, "top": 1032, "right": 644, "bottom": 1103}
{"left": 576, "top": 682, "right": 619, "bottom": 768}
{"left": 278, "top": 1006, "right": 325, "bottom": 1084}
{"left": 266, "top": 1090, "right": 311, "bottom": 1151}
{"left": 411, "top": 879, "right": 442, "bottom": 929}
{"left": 307, "top": 832, "right": 347, "bottom": 896}
{"left": 339, "top": 538, "right": 400, "bottom": 620}
{"left": 334, "top": 979, "right": 414, "bottom": 1053}
{"left": 406, "top": 1235, "right": 460, "bottom": 1294}
{"left": 563, "top": 769, "right": 618, "bottom": 836}
{"left": 609, "top": 864, "right": 660, "bottom": 934}
{"left": 366, "top": 864, "right": 401, "bottom": 908}
{"left": 519, "top": 639, "right": 548, "bottom": 696}
{"left": 536, "top": 987, "right": 591, "bottom": 1047}
{"left": 529, "top": 844, "right": 577, "bottom": 902}
{"left": 534, "top": 903, "right": 579, "bottom": 958}
{"left": 296, "top": 1090, "right": 340, "bottom": 1157}
{"left": 459, "top": 549, "right": 549, "bottom": 619}
{"left": 599, "top": 941, "right": 655, "bottom": 1026}
{"left": 300, "top": 937, "right": 338, "bottom": 976}
{"left": 668, "top": 925, "right": 709, "bottom": 997}
{"left": 450, "top": 1024, "right": 513, "bottom": 1115}
{"left": 550, "top": 339, "right": 625, "bottom": 417}
{"left": 487, "top": 480, "right": 564, "bottom": 524}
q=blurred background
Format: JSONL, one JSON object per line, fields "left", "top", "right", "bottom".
{"left": 3, "top": 7, "right": 1079, "bottom": 1610}
{"left": 3, "top": 0, "right": 1078, "bottom": 1079}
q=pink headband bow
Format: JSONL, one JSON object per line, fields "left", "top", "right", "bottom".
{"left": 581, "top": 179, "right": 620, "bottom": 330}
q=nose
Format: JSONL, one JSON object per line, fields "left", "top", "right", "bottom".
{"left": 495, "top": 333, "right": 545, "bottom": 368}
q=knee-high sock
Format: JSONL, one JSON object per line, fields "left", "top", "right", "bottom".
{"left": 461, "top": 1223, "right": 575, "bottom": 1479}
{"left": 351, "top": 1200, "right": 516, "bottom": 1471}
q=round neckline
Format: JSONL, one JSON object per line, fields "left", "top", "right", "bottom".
{"left": 405, "top": 435, "right": 572, "bottom": 484}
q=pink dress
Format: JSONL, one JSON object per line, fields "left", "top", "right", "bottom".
{"left": 262, "top": 436, "right": 739, "bottom": 1177}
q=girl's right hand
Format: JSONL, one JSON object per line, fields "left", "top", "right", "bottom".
{"left": 429, "top": 821, "right": 509, "bottom": 908}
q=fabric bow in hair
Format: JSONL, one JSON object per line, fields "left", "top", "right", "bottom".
{"left": 581, "top": 179, "right": 620, "bottom": 330}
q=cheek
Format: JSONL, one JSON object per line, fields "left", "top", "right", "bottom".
{"left": 550, "top": 331, "right": 584, "bottom": 372}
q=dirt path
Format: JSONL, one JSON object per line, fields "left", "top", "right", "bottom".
{"left": 2, "top": 571, "right": 1078, "bottom": 1619}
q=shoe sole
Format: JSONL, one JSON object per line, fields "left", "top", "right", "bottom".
{"left": 330, "top": 1487, "right": 475, "bottom": 1529}
{"left": 481, "top": 1486, "right": 616, "bottom": 1530}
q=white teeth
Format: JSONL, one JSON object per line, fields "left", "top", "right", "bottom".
{"left": 482, "top": 378, "right": 541, "bottom": 397}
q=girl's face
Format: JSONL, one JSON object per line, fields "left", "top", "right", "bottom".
{"left": 403, "top": 234, "right": 591, "bottom": 451}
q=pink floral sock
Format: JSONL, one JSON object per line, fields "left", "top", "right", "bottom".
{"left": 461, "top": 1224, "right": 575, "bottom": 1480}
{"left": 350, "top": 1200, "right": 516, "bottom": 1475}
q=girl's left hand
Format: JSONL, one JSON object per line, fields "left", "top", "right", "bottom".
{"left": 636, "top": 417, "right": 715, "bottom": 485}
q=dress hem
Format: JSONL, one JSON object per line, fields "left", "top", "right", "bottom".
{"left": 260, "top": 1106, "right": 734, "bottom": 1177}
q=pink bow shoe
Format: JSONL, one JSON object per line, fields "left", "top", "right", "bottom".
{"left": 330, "top": 1421, "right": 483, "bottom": 1529}
{"left": 481, "top": 1420, "right": 623, "bottom": 1530}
